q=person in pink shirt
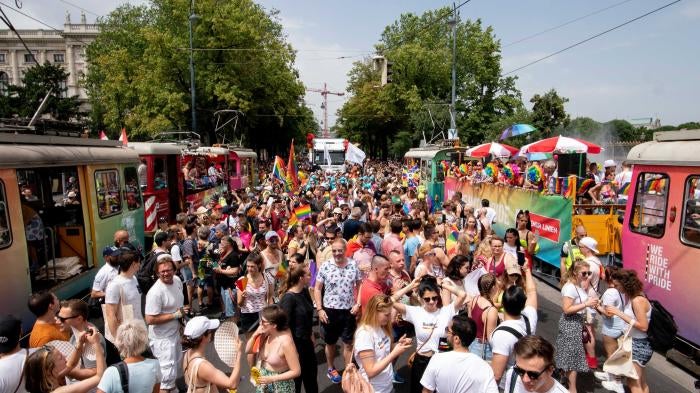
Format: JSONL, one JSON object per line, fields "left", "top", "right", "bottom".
{"left": 381, "top": 220, "right": 404, "bottom": 260}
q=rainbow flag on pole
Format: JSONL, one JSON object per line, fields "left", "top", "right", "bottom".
{"left": 294, "top": 204, "right": 311, "bottom": 221}
{"left": 286, "top": 140, "right": 299, "bottom": 191}
{"left": 272, "top": 156, "right": 287, "bottom": 187}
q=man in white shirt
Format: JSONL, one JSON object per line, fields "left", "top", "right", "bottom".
{"left": 578, "top": 236, "right": 604, "bottom": 292}
{"left": 145, "top": 254, "right": 185, "bottom": 393}
{"left": 491, "top": 265, "right": 538, "bottom": 386}
{"left": 0, "top": 315, "right": 34, "bottom": 393}
{"left": 91, "top": 246, "right": 119, "bottom": 302}
{"left": 504, "top": 335, "right": 568, "bottom": 393}
{"left": 420, "top": 313, "right": 498, "bottom": 393}
{"left": 104, "top": 248, "right": 144, "bottom": 342}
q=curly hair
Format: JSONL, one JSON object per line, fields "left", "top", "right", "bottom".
{"left": 617, "top": 269, "right": 643, "bottom": 297}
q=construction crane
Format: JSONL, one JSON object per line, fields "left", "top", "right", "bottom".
{"left": 306, "top": 82, "right": 344, "bottom": 137}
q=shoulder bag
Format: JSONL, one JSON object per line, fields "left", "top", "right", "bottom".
{"left": 407, "top": 324, "right": 435, "bottom": 368}
{"left": 603, "top": 325, "right": 638, "bottom": 379}
{"left": 103, "top": 284, "right": 135, "bottom": 343}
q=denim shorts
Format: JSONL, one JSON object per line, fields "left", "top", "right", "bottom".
{"left": 468, "top": 339, "right": 493, "bottom": 361}
{"left": 221, "top": 287, "right": 236, "bottom": 317}
{"left": 180, "top": 266, "right": 194, "bottom": 285}
{"left": 601, "top": 317, "right": 625, "bottom": 338}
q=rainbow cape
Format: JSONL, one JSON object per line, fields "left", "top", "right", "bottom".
{"left": 618, "top": 182, "right": 631, "bottom": 196}
{"left": 446, "top": 225, "right": 459, "bottom": 256}
{"left": 577, "top": 178, "right": 595, "bottom": 196}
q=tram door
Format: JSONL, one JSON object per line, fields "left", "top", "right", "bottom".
{"left": 17, "top": 166, "right": 91, "bottom": 292}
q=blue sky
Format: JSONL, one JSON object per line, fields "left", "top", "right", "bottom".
{"left": 15, "top": 0, "right": 700, "bottom": 131}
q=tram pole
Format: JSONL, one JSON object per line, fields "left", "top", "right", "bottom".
{"left": 448, "top": 3, "right": 458, "bottom": 138}
{"left": 188, "top": 0, "right": 198, "bottom": 136}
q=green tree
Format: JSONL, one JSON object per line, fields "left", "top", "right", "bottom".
{"left": 529, "top": 89, "right": 570, "bottom": 138}
{"left": 559, "top": 116, "right": 602, "bottom": 139}
{"left": 678, "top": 121, "right": 700, "bottom": 130}
{"left": 605, "top": 119, "right": 639, "bottom": 142}
{"left": 85, "top": 0, "right": 315, "bottom": 152}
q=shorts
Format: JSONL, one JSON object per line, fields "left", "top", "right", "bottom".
{"left": 468, "top": 339, "right": 493, "bottom": 361}
{"left": 149, "top": 335, "right": 182, "bottom": 389}
{"left": 180, "top": 266, "right": 194, "bottom": 285}
{"left": 197, "top": 275, "right": 213, "bottom": 289}
{"left": 221, "top": 287, "right": 236, "bottom": 317}
{"left": 601, "top": 319, "right": 625, "bottom": 338}
{"left": 632, "top": 337, "right": 653, "bottom": 366}
{"left": 240, "top": 312, "right": 260, "bottom": 333}
{"left": 320, "top": 308, "right": 355, "bottom": 345}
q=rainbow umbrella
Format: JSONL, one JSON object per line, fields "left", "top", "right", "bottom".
{"left": 500, "top": 124, "right": 536, "bottom": 140}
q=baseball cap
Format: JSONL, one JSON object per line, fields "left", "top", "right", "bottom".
{"left": 579, "top": 237, "right": 599, "bottom": 254}
{"left": 0, "top": 315, "right": 21, "bottom": 353}
{"left": 332, "top": 207, "right": 342, "bottom": 214}
{"left": 195, "top": 206, "right": 209, "bottom": 216}
{"left": 102, "top": 246, "right": 118, "bottom": 257}
{"left": 265, "top": 230, "right": 279, "bottom": 241}
{"left": 603, "top": 159, "right": 617, "bottom": 168}
{"left": 183, "top": 316, "right": 220, "bottom": 339}
{"left": 506, "top": 264, "right": 522, "bottom": 276}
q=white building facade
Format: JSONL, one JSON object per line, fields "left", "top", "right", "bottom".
{"left": 0, "top": 12, "right": 98, "bottom": 99}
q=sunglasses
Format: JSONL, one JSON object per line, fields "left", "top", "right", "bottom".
{"left": 580, "top": 271, "right": 592, "bottom": 277}
{"left": 423, "top": 296, "right": 439, "bottom": 303}
{"left": 513, "top": 365, "right": 550, "bottom": 380}
{"left": 56, "top": 314, "right": 80, "bottom": 323}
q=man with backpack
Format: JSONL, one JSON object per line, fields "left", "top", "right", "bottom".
{"left": 491, "top": 265, "right": 538, "bottom": 387}
{"left": 138, "top": 231, "right": 173, "bottom": 295}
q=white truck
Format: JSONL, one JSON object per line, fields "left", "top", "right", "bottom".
{"left": 310, "top": 138, "right": 346, "bottom": 172}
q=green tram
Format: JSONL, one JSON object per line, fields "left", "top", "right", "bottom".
{"left": 403, "top": 145, "right": 478, "bottom": 211}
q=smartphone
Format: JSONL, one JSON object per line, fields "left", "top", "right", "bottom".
{"left": 517, "top": 251, "right": 526, "bottom": 266}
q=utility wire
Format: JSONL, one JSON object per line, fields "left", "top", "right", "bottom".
{"left": 502, "top": 0, "right": 681, "bottom": 76}
{"left": 0, "top": 4, "right": 36, "bottom": 62}
{"left": 0, "top": 0, "right": 92, "bottom": 46}
{"left": 502, "top": 0, "right": 635, "bottom": 48}
{"left": 59, "top": 0, "right": 100, "bottom": 18}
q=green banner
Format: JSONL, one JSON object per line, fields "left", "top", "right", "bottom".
{"left": 445, "top": 177, "right": 572, "bottom": 268}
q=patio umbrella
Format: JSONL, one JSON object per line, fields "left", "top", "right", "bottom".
{"left": 466, "top": 142, "right": 519, "bottom": 158}
{"left": 519, "top": 135, "right": 603, "bottom": 154}
{"left": 500, "top": 124, "right": 537, "bottom": 140}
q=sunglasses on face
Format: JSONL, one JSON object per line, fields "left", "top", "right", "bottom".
{"left": 423, "top": 296, "right": 439, "bottom": 303}
{"left": 513, "top": 365, "right": 550, "bottom": 380}
{"left": 56, "top": 314, "right": 80, "bottom": 323}
{"left": 580, "top": 271, "right": 592, "bottom": 277}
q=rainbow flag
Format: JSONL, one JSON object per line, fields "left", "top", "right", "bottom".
{"left": 286, "top": 140, "right": 299, "bottom": 191}
{"left": 294, "top": 204, "right": 311, "bottom": 221}
{"left": 446, "top": 225, "right": 459, "bottom": 257}
{"left": 272, "top": 156, "right": 287, "bottom": 187}
{"left": 276, "top": 259, "right": 289, "bottom": 279}
{"left": 645, "top": 178, "right": 665, "bottom": 193}
{"left": 577, "top": 178, "right": 595, "bottom": 196}
{"left": 288, "top": 214, "right": 298, "bottom": 227}
{"left": 562, "top": 175, "right": 576, "bottom": 198}
{"left": 618, "top": 182, "right": 631, "bottom": 196}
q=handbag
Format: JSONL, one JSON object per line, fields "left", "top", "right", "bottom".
{"left": 603, "top": 326, "right": 639, "bottom": 379}
{"left": 576, "top": 288, "right": 592, "bottom": 344}
{"left": 102, "top": 284, "right": 135, "bottom": 343}
{"left": 341, "top": 363, "right": 375, "bottom": 393}
{"left": 407, "top": 324, "right": 435, "bottom": 368}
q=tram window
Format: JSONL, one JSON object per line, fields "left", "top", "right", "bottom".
{"left": 124, "top": 167, "right": 142, "bottom": 211}
{"left": 241, "top": 159, "right": 248, "bottom": 177}
{"left": 681, "top": 176, "right": 700, "bottom": 247}
{"left": 629, "top": 172, "right": 669, "bottom": 238}
{"left": 229, "top": 159, "right": 238, "bottom": 177}
{"left": 0, "top": 181, "right": 11, "bottom": 249}
{"left": 95, "top": 169, "right": 122, "bottom": 218}
{"left": 153, "top": 157, "right": 168, "bottom": 190}
{"left": 435, "top": 161, "right": 444, "bottom": 182}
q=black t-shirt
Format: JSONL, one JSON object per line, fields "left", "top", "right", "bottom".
{"left": 279, "top": 290, "right": 314, "bottom": 340}
{"left": 217, "top": 251, "right": 242, "bottom": 289}
{"left": 342, "top": 219, "right": 362, "bottom": 240}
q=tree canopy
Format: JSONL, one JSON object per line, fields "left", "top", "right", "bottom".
{"left": 85, "top": 0, "right": 316, "bottom": 153}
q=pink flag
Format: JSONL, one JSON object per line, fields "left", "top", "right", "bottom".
{"left": 99, "top": 131, "right": 108, "bottom": 140}
{"left": 118, "top": 128, "right": 128, "bottom": 146}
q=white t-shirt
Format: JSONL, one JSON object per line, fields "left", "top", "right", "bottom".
{"left": 464, "top": 266, "right": 486, "bottom": 297}
{"left": 491, "top": 305, "right": 538, "bottom": 361}
{"left": 560, "top": 282, "right": 588, "bottom": 314}
{"left": 420, "top": 351, "right": 498, "bottom": 393}
{"left": 0, "top": 348, "right": 35, "bottom": 393}
{"left": 601, "top": 287, "right": 626, "bottom": 328}
{"left": 145, "top": 276, "right": 184, "bottom": 338}
{"left": 503, "top": 368, "right": 568, "bottom": 393}
{"left": 403, "top": 303, "right": 457, "bottom": 354}
{"left": 97, "top": 358, "right": 162, "bottom": 393}
{"left": 170, "top": 244, "right": 182, "bottom": 263}
{"left": 353, "top": 326, "right": 393, "bottom": 393}
{"left": 584, "top": 256, "right": 603, "bottom": 291}
{"left": 105, "top": 275, "right": 143, "bottom": 320}
{"left": 93, "top": 263, "right": 118, "bottom": 293}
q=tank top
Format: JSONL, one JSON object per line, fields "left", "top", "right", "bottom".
{"left": 260, "top": 337, "right": 288, "bottom": 371}
{"left": 488, "top": 254, "right": 506, "bottom": 277}
{"left": 470, "top": 299, "right": 492, "bottom": 342}
{"left": 241, "top": 276, "right": 268, "bottom": 314}
{"left": 625, "top": 296, "right": 651, "bottom": 339}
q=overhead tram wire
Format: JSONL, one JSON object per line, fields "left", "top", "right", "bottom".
{"left": 502, "top": 0, "right": 636, "bottom": 48}
{"left": 0, "top": 0, "right": 92, "bottom": 46}
{"left": 0, "top": 3, "right": 38, "bottom": 63}
{"left": 502, "top": 0, "right": 681, "bottom": 76}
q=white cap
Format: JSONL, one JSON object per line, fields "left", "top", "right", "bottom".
{"left": 603, "top": 159, "right": 616, "bottom": 168}
{"left": 183, "top": 316, "right": 220, "bottom": 339}
{"left": 578, "top": 236, "right": 599, "bottom": 254}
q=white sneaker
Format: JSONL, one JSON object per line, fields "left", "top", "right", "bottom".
{"left": 594, "top": 371, "right": 611, "bottom": 381}
{"left": 602, "top": 379, "right": 625, "bottom": 393}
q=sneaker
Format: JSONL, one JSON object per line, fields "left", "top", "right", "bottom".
{"left": 327, "top": 368, "right": 342, "bottom": 384}
{"left": 602, "top": 379, "right": 625, "bottom": 393}
{"left": 594, "top": 371, "right": 611, "bottom": 381}
{"left": 392, "top": 372, "right": 405, "bottom": 384}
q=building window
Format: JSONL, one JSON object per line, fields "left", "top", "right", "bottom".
{"left": 0, "top": 53, "right": 5, "bottom": 63}
{"left": 53, "top": 53, "right": 65, "bottom": 63}
{"left": 24, "top": 53, "right": 36, "bottom": 64}
{"left": 59, "top": 79, "right": 67, "bottom": 98}
{"left": 0, "top": 72, "right": 8, "bottom": 96}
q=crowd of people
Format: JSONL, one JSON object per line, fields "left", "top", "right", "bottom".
{"left": 0, "top": 158, "right": 653, "bottom": 393}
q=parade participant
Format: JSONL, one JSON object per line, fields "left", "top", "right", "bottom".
{"left": 463, "top": 215, "right": 480, "bottom": 253}
{"left": 516, "top": 211, "right": 539, "bottom": 259}
{"left": 346, "top": 222, "right": 378, "bottom": 276}
{"left": 215, "top": 236, "right": 242, "bottom": 320}
{"left": 91, "top": 247, "right": 120, "bottom": 307}
{"left": 504, "top": 228, "right": 527, "bottom": 267}
{"left": 28, "top": 291, "right": 69, "bottom": 348}
{"left": 145, "top": 255, "right": 185, "bottom": 393}
{"left": 96, "top": 321, "right": 161, "bottom": 393}
{"left": 369, "top": 220, "right": 383, "bottom": 254}
{"left": 414, "top": 244, "right": 445, "bottom": 280}
{"left": 420, "top": 313, "right": 498, "bottom": 393}
{"left": 614, "top": 161, "right": 633, "bottom": 204}
{"left": 286, "top": 225, "right": 306, "bottom": 259}
{"left": 487, "top": 237, "right": 518, "bottom": 278}
{"left": 238, "top": 252, "right": 273, "bottom": 336}
{"left": 180, "top": 223, "right": 199, "bottom": 308}
{"left": 594, "top": 267, "right": 626, "bottom": 392}
{"left": 25, "top": 330, "right": 106, "bottom": 393}
{"left": 381, "top": 220, "right": 404, "bottom": 258}
{"left": 195, "top": 229, "right": 215, "bottom": 312}
{"left": 57, "top": 299, "right": 107, "bottom": 387}
{"left": 342, "top": 207, "right": 363, "bottom": 240}
{"left": 579, "top": 236, "right": 604, "bottom": 292}
{"left": 262, "top": 230, "right": 284, "bottom": 283}
{"left": 468, "top": 273, "right": 499, "bottom": 361}
{"left": 560, "top": 225, "right": 587, "bottom": 284}
{"left": 0, "top": 315, "right": 34, "bottom": 393}
{"left": 354, "top": 294, "right": 413, "bottom": 393}
{"left": 604, "top": 270, "right": 652, "bottom": 393}
{"left": 391, "top": 275, "right": 466, "bottom": 393}
{"left": 316, "top": 224, "right": 339, "bottom": 266}
{"left": 403, "top": 219, "right": 422, "bottom": 274}
{"left": 104, "top": 249, "right": 143, "bottom": 342}
{"left": 441, "top": 255, "right": 470, "bottom": 306}
{"left": 314, "top": 238, "right": 361, "bottom": 384}
{"left": 504, "top": 335, "right": 568, "bottom": 393}
{"left": 182, "top": 316, "right": 243, "bottom": 392}
{"left": 358, "top": 255, "right": 391, "bottom": 312}
{"left": 555, "top": 260, "right": 598, "bottom": 393}
{"left": 279, "top": 265, "right": 318, "bottom": 393}
{"left": 490, "top": 264, "right": 538, "bottom": 386}
{"left": 246, "top": 305, "right": 301, "bottom": 393}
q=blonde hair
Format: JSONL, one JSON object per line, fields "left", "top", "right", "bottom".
{"left": 358, "top": 294, "right": 394, "bottom": 341}
{"left": 564, "top": 260, "right": 590, "bottom": 286}
{"left": 474, "top": 239, "right": 492, "bottom": 260}
{"left": 115, "top": 319, "right": 149, "bottom": 358}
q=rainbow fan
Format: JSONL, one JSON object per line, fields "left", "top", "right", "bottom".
{"left": 501, "top": 165, "right": 514, "bottom": 181}
{"left": 526, "top": 164, "right": 543, "bottom": 184}
{"left": 459, "top": 163, "right": 469, "bottom": 175}
{"left": 484, "top": 162, "right": 499, "bottom": 179}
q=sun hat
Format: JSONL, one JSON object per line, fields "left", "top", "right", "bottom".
{"left": 579, "top": 236, "right": 599, "bottom": 254}
{"left": 184, "top": 316, "right": 220, "bottom": 339}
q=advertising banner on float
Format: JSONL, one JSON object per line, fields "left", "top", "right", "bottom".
{"left": 445, "top": 177, "right": 572, "bottom": 268}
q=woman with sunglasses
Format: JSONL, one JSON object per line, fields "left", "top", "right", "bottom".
{"left": 391, "top": 275, "right": 466, "bottom": 393}
{"left": 555, "top": 260, "right": 599, "bottom": 393}
{"left": 25, "top": 330, "right": 106, "bottom": 393}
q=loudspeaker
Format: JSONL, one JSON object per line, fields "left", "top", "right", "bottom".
{"left": 557, "top": 153, "right": 586, "bottom": 177}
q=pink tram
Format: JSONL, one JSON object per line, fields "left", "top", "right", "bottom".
{"left": 622, "top": 129, "right": 700, "bottom": 374}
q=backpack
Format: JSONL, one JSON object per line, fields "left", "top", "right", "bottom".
{"left": 647, "top": 299, "right": 677, "bottom": 352}
{"left": 111, "top": 361, "right": 129, "bottom": 393}
{"left": 493, "top": 314, "right": 531, "bottom": 340}
{"left": 137, "top": 250, "right": 166, "bottom": 294}
{"left": 105, "top": 339, "right": 122, "bottom": 366}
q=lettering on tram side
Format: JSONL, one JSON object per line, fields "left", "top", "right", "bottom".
{"left": 645, "top": 244, "right": 671, "bottom": 291}
{"left": 527, "top": 213, "right": 561, "bottom": 243}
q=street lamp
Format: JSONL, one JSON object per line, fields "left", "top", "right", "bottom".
{"left": 188, "top": 0, "right": 199, "bottom": 134}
